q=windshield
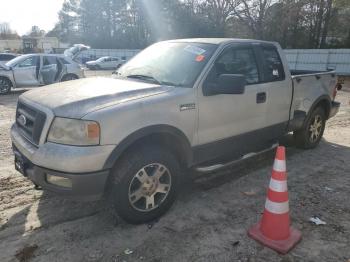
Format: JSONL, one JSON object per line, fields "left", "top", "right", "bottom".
{"left": 97, "top": 57, "right": 108, "bottom": 62}
{"left": 115, "top": 42, "right": 217, "bottom": 87}
{"left": 5, "top": 55, "right": 28, "bottom": 67}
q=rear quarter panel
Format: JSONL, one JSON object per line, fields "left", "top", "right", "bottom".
{"left": 291, "top": 72, "right": 336, "bottom": 116}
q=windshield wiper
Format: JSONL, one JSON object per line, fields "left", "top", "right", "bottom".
{"left": 126, "top": 74, "right": 161, "bottom": 85}
{"left": 126, "top": 74, "right": 183, "bottom": 87}
{"left": 159, "top": 81, "right": 183, "bottom": 87}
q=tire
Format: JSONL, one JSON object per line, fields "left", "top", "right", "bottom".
{"left": 0, "top": 77, "right": 12, "bottom": 95}
{"left": 109, "top": 145, "right": 181, "bottom": 224}
{"left": 293, "top": 107, "right": 326, "bottom": 149}
{"left": 61, "top": 74, "right": 78, "bottom": 82}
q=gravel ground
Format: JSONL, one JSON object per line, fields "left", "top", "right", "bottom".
{"left": 0, "top": 73, "right": 349, "bottom": 262}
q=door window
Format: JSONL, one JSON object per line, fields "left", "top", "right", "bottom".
{"left": 206, "top": 47, "right": 259, "bottom": 85}
{"left": 261, "top": 47, "right": 285, "bottom": 82}
{"left": 43, "top": 56, "right": 57, "bottom": 66}
{"left": 18, "top": 56, "right": 39, "bottom": 68}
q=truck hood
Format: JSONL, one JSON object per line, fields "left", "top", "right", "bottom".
{"left": 20, "top": 77, "right": 173, "bottom": 118}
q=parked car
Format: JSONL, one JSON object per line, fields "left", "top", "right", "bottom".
{"left": 0, "top": 53, "right": 84, "bottom": 94}
{"left": 0, "top": 53, "right": 18, "bottom": 64}
{"left": 86, "top": 56, "right": 125, "bottom": 70}
{"left": 11, "top": 39, "right": 340, "bottom": 224}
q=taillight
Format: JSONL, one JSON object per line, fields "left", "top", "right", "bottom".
{"left": 332, "top": 86, "right": 337, "bottom": 100}
{"left": 333, "top": 83, "right": 342, "bottom": 100}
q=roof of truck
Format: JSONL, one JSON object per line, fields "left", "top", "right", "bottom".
{"left": 165, "top": 38, "right": 278, "bottom": 46}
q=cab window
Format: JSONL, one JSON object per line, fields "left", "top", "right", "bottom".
{"left": 43, "top": 56, "right": 57, "bottom": 66}
{"left": 18, "top": 56, "right": 39, "bottom": 68}
{"left": 261, "top": 47, "right": 285, "bottom": 82}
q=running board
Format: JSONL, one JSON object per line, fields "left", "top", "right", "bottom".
{"left": 195, "top": 143, "right": 279, "bottom": 174}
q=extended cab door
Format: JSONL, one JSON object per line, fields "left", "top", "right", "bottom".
{"left": 255, "top": 44, "right": 292, "bottom": 136}
{"left": 195, "top": 43, "right": 269, "bottom": 163}
{"left": 12, "top": 55, "right": 40, "bottom": 87}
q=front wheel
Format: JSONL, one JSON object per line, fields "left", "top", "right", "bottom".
{"left": 109, "top": 145, "right": 180, "bottom": 224}
{"left": 0, "top": 77, "right": 12, "bottom": 95}
{"left": 294, "top": 107, "right": 326, "bottom": 149}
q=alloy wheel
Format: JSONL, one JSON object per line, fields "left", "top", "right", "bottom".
{"left": 309, "top": 115, "right": 323, "bottom": 143}
{"left": 128, "top": 163, "right": 172, "bottom": 212}
{"left": 0, "top": 78, "right": 10, "bottom": 94}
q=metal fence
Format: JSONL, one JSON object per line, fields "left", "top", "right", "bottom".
{"left": 74, "top": 47, "right": 350, "bottom": 76}
{"left": 284, "top": 49, "right": 350, "bottom": 76}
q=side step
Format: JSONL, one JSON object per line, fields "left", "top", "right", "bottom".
{"left": 195, "top": 143, "right": 278, "bottom": 174}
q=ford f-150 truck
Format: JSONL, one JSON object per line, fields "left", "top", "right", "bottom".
{"left": 11, "top": 39, "right": 340, "bottom": 224}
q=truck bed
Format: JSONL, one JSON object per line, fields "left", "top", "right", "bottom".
{"left": 290, "top": 69, "right": 335, "bottom": 77}
{"left": 289, "top": 69, "right": 336, "bottom": 123}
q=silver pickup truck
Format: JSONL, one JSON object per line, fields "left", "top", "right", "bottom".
{"left": 11, "top": 38, "right": 340, "bottom": 224}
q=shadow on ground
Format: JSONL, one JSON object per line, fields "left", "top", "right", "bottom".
{"left": 1, "top": 136, "right": 350, "bottom": 262}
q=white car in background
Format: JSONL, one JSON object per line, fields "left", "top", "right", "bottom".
{"left": 0, "top": 45, "right": 88, "bottom": 94}
{"left": 86, "top": 56, "right": 125, "bottom": 70}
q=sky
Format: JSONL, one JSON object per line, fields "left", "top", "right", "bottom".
{"left": 0, "top": 0, "right": 64, "bottom": 35}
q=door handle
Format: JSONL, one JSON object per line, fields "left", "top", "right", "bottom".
{"left": 256, "top": 92, "right": 266, "bottom": 103}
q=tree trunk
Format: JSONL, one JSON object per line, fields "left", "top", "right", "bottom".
{"left": 315, "top": 0, "right": 325, "bottom": 48}
{"left": 320, "top": 0, "right": 333, "bottom": 48}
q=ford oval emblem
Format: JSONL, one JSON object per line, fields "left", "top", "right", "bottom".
{"left": 18, "top": 114, "right": 27, "bottom": 126}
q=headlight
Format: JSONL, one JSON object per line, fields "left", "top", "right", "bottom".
{"left": 47, "top": 117, "right": 100, "bottom": 146}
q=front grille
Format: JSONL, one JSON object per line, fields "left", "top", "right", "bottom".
{"left": 16, "top": 101, "right": 46, "bottom": 145}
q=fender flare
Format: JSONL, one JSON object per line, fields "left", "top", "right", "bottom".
{"left": 307, "top": 95, "right": 332, "bottom": 119}
{"left": 0, "top": 75, "right": 15, "bottom": 88}
{"left": 289, "top": 95, "right": 332, "bottom": 131}
{"left": 103, "top": 124, "right": 193, "bottom": 169}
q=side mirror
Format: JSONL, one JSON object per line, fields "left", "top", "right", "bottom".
{"left": 203, "top": 74, "right": 246, "bottom": 96}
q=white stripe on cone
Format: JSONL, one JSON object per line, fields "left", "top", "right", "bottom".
{"left": 269, "top": 178, "right": 288, "bottom": 192}
{"left": 273, "top": 159, "right": 286, "bottom": 172}
{"left": 265, "top": 199, "right": 289, "bottom": 214}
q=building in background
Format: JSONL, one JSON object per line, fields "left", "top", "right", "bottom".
{"left": 0, "top": 36, "right": 63, "bottom": 53}
{"left": 0, "top": 39, "right": 22, "bottom": 53}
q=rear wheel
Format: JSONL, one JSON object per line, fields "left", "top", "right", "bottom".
{"left": 109, "top": 145, "right": 180, "bottom": 224}
{"left": 0, "top": 77, "right": 12, "bottom": 95}
{"left": 61, "top": 74, "right": 78, "bottom": 82}
{"left": 294, "top": 107, "right": 326, "bottom": 149}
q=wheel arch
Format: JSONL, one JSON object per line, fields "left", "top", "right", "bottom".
{"left": 61, "top": 73, "right": 79, "bottom": 81}
{"left": 308, "top": 95, "right": 331, "bottom": 119}
{"left": 103, "top": 125, "right": 193, "bottom": 170}
{"left": 0, "top": 75, "right": 14, "bottom": 88}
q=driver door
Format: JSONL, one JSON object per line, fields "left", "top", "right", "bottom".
{"left": 195, "top": 44, "right": 268, "bottom": 163}
{"left": 13, "top": 55, "right": 40, "bottom": 86}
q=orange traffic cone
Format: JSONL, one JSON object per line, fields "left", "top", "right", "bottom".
{"left": 248, "top": 146, "right": 301, "bottom": 254}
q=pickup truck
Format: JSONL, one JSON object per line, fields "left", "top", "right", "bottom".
{"left": 11, "top": 38, "right": 340, "bottom": 224}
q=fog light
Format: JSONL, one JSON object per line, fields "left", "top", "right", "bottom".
{"left": 46, "top": 174, "right": 72, "bottom": 188}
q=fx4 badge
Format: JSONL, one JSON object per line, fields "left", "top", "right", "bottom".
{"left": 180, "top": 103, "right": 196, "bottom": 111}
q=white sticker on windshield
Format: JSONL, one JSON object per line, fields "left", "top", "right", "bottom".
{"left": 184, "top": 45, "right": 206, "bottom": 55}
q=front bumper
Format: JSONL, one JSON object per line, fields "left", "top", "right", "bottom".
{"left": 329, "top": 101, "right": 340, "bottom": 119}
{"left": 13, "top": 144, "right": 110, "bottom": 201}
{"left": 11, "top": 123, "right": 115, "bottom": 200}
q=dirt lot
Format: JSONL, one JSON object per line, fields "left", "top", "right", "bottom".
{"left": 0, "top": 73, "right": 350, "bottom": 261}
